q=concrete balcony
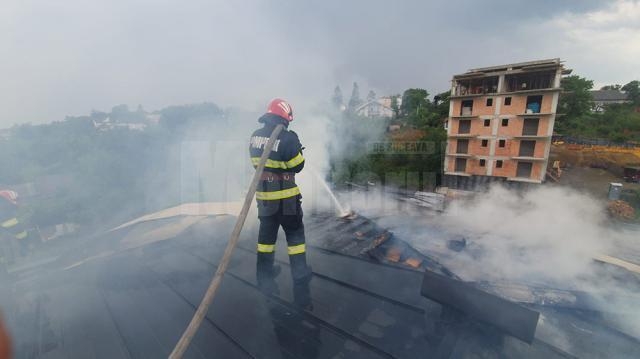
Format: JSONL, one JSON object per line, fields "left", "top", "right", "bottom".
{"left": 444, "top": 171, "right": 472, "bottom": 177}
{"left": 507, "top": 176, "right": 543, "bottom": 183}
{"left": 516, "top": 112, "right": 554, "bottom": 117}
{"left": 511, "top": 156, "right": 546, "bottom": 161}
{"left": 448, "top": 133, "right": 478, "bottom": 138}
{"left": 449, "top": 115, "right": 479, "bottom": 119}
{"left": 513, "top": 135, "right": 551, "bottom": 139}
{"left": 446, "top": 153, "right": 473, "bottom": 158}
{"left": 450, "top": 87, "right": 561, "bottom": 99}
{"left": 500, "top": 87, "right": 562, "bottom": 96}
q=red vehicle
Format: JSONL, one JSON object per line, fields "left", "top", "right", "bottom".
{"left": 623, "top": 166, "right": 640, "bottom": 183}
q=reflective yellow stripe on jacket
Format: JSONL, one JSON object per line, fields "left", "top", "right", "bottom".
{"left": 251, "top": 152, "right": 304, "bottom": 170}
{"left": 1, "top": 218, "right": 18, "bottom": 228}
{"left": 285, "top": 152, "right": 305, "bottom": 168}
{"left": 251, "top": 157, "right": 288, "bottom": 169}
{"left": 288, "top": 244, "right": 306, "bottom": 255}
{"left": 256, "top": 187, "right": 300, "bottom": 200}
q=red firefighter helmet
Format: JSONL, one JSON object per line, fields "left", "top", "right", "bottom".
{"left": 0, "top": 190, "right": 18, "bottom": 205}
{"left": 267, "top": 98, "right": 294, "bottom": 122}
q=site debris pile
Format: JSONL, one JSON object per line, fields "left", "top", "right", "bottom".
{"left": 608, "top": 200, "right": 636, "bottom": 220}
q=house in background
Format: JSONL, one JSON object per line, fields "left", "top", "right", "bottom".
{"left": 378, "top": 96, "right": 401, "bottom": 110}
{"left": 444, "top": 58, "right": 571, "bottom": 188}
{"left": 355, "top": 96, "right": 401, "bottom": 119}
{"left": 0, "top": 129, "right": 11, "bottom": 140}
{"left": 92, "top": 117, "right": 148, "bottom": 131}
{"left": 590, "top": 89, "right": 630, "bottom": 112}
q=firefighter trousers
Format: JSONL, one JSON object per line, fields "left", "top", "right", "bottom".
{"left": 256, "top": 197, "right": 311, "bottom": 283}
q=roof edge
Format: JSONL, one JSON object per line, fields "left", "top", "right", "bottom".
{"left": 454, "top": 58, "right": 566, "bottom": 78}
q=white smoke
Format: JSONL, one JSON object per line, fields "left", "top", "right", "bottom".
{"left": 342, "top": 184, "right": 640, "bottom": 342}
{"left": 442, "top": 186, "right": 611, "bottom": 285}
{"left": 168, "top": 102, "right": 343, "bottom": 217}
{"left": 292, "top": 108, "right": 338, "bottom": 213}
{"left": 441, "top": 186, "right": 640, "bottom": 341}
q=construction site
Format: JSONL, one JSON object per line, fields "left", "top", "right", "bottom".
{"left": 2, "top": 2, "right": 640, "bottom": 358}
{"left": 2, "top": 71, "right": 640, "bottom": 358}
{"left": 1, "top": 55, "right": 640, "bottom": 358}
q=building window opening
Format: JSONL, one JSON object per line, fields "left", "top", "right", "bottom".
{"left": 522, "top": 118, "right": 540, "bottom": 136}
{"left": 505, "top": 70, "right": 555, "bottom": 92}
{"left": 519, "top": 140, "right": 536, "bottom": 157}
{"left": 456, "top": 139, "right": 469, "bottom": 154}
{"left": 496, "top": 160, "right": 503, "bottom": 168}
{"left": 499, "top": 139, "right": 506, "bottom": 147}
{"left": 526, "top": 95, "right": 543, "bottom": 114}
{"left": 502, "top": 118, "right": 509, "bottom": 126}
{"left": 486, "top": 98, "right": 493, "bottom": 106}
{"left": 454, "top": 76, "right": 499, "bottom": 96}
{"left": 461, "top": 100, "right": 474, "bottom": 116}
{"left": 484, "top": 119, "right": 490, "bottom": 127}
{"left": 481, "top": 139, "right": 488, "bottom": 147}
{"left": 505, "top": 97, "right": 512, "bottom": 106}
{"left": 458, "top": 120, "right": 471, "bottom": 134}
{"left": 516, "top": 161, "right": 533, "bottom": 178}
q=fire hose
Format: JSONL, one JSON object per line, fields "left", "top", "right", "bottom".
{"left": 169, "top": 124, "right": 285, "bottom": 359}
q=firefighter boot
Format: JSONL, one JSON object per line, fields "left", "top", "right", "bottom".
{"left": 289, "top": 252, "right": 312, "bottom": 284}
{"left": 293, "top": 280, "right": 313, "bottom": 311}
{"left": 256, "top": 252, "right": 281, "bottom": 295}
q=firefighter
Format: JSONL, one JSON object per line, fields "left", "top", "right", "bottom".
{"left": 0, "top": 190, "right": 28, "bottom": 269}
{"left": 0, "top": 314, "right": 10, "bottom": 359}
{"left": 249, "top": 99, "right": 311, "bottom": 286}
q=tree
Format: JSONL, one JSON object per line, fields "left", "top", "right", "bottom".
{"left": 332, "top": 86, "right": 344, "bottom": 109}
{"left": 622, "top": 80, "right": 640, "bottom": 105}
{"left": 432, "top": 91, "right": 451, "bottom": 119}
{"left": 390, "top": 95, "right": 400, "bottom": 118}
{"left": 601, "top": 84, "right": 622, "bottom": 90}
{"left": 366, "top": 90, "right": 377, "bottom": 103}
{"left": 159, "top": 102, "right": 224, "bottom": 133}
{"left": 348, "top": 82, "right": 362, "bottom": 111}
{"left": 557, "top": 76, "right": 594, "bottom": 131}
{"left": 110, "top": 104, "right": 130, "bottom": 122}
{"left": 110, "top": 104, "right": 145, "bottom": 123}
{"left": 553, "top": 76, "right": 640, "bottom": 141}
{"left": 400, "top": 88, "right": 429, "bottom": 116}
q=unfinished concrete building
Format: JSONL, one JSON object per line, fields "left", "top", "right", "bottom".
{"left": 444, "top": 59, "right": 571, "bottom": 187}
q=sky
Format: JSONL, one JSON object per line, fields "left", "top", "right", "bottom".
{"left": 1, "top": 0, "right": 639, "bottom": 127}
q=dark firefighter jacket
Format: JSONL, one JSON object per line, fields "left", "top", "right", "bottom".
{"left": 0, "top": 198, "right": 27, "bottom": 240}
{"left": 249, "top": 113, "right": 305, "bottom": 203}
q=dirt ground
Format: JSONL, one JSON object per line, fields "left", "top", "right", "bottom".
{"left": 549, "top": 144, "right": 640, "bottom": 200}
{"left": 553, "top": 166, "right": 640, "bottom": 200}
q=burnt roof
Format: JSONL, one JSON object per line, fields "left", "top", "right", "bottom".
{"left": 1, "top": 213, "right": 639, "bottom": 358}
{"left": 591, "top": 89, "right": 630, "bottom": 102}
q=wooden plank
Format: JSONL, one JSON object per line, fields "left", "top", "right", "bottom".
{"left": 594, "top": 254, "right": 640, "bottom": 274}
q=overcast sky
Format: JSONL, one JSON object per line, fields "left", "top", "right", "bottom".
{"left": 1, "top": 0, "right": 639, "bottom": 127}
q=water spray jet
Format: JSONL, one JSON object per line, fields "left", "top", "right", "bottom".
{"left": 308, "top": 166, "right": 352, "bottom": 218}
